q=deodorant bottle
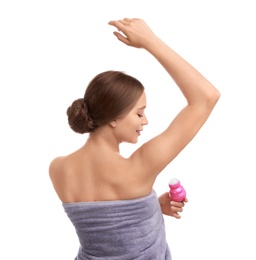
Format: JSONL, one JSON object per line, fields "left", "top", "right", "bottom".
{"left": 168, "top": 178, "right": 186, "bottom": 202}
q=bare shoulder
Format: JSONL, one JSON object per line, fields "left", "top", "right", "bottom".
{"left": 49, "top": 155, "right": 74, "bottom": 202}
{"left": 49, "top": 156, "right": 64, "bottom": 176}
{"left": 48, "top": 156, "right": 68, "bottom": 187}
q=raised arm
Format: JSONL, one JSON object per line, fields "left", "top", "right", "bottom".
{"left": 108, "top": 18, "right": 220, "bottom": 179}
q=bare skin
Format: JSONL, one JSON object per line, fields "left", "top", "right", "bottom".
{"left": 159, "top": 193, "right": 188, "bottom": 219}
{"left": 49, "top": 18, "right": 220, "bottom": 219}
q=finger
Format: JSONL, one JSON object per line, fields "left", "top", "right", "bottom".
{"left": 131, "top": 18, "right": 141, "bottom": 21}
{"left": 124, "top": 18, "right": 140, "bottom": 22}
{"left": 170, "top": 201, "right": 185, "bottom": 207}
{"left": 173, "top": 213, "right": 181, "bottom": 219}
{"left": 108, "top": 20, "right": 127, "bottom": 33}
{"left": 118, "top": 19, "right": 130, "bottom": 26}
{"left": 123, "top": 17, "right": 132, "bottom": 22}
{"left": 171, "top": 206, "right": 183, "bottom": 213}
{"left": 113, "top": 31, "right": 130, "bottom": 45}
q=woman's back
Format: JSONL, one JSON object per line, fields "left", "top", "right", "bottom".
{"left": 49, "top": 137, "right": 152, "bottom": 203}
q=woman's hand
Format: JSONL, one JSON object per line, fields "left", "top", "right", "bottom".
{"left": 108, "top": 18, "right": 158, "bottom": 49}
{"left": 158, "top": 192, "right": 188, "bottom": 219}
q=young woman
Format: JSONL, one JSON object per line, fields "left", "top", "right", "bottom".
{"left": 49, "top": 18, "right": 220, "bottom": 259}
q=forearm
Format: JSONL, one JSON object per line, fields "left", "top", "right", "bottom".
{"left": 144, "top": 37, "right": 220, "bottom": 106}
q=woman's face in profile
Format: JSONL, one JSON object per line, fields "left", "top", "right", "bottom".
{"left": 113, "top": 91, "right": 148, "bottom": 144}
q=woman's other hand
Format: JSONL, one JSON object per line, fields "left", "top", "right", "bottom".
{"left": 159, "top": 192, "right": 188, "bottom": 219}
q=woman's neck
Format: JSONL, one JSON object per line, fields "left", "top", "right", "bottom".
{"left": 87, "top": 126, "right": 120, "bottom": 153}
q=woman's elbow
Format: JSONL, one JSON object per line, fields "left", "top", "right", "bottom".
{"left": 208, "top": 88, "right": 221, "bottom": 108}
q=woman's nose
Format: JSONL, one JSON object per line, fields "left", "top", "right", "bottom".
{"left": 142, "top": 115, "right": 148, "bottom": 125}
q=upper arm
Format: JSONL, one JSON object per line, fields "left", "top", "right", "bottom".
{"left": 130, "top": 102, "right": 217, "bottom": 178}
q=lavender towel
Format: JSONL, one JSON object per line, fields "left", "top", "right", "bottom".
{"left": 62, "top": 190, "right": 172, "bottom": 260}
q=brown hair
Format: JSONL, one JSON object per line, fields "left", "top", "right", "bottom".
{"left": 67, "top": 70, "right": 145, "bottom": 134}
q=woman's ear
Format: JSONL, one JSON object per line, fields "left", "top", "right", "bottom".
{"left": 109, "top": 120, "right": 117, "bottom": 128}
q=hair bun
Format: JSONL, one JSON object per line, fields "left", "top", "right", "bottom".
{"left": 66, "top": 98, "right": 96, "bottom": 133}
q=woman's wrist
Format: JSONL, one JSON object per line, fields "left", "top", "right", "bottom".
{"left": 144, "top": 36, "right": 165, "bottom": 54}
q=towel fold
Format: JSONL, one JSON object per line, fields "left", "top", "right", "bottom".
{"left": 63, "top": 190, "right": 171, "bottom": 260}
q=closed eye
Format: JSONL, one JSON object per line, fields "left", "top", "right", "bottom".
{"left": 137, "top": 114, "right": 143, "bottom": 118}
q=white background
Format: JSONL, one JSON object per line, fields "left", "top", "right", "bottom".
{"left": 1, "top": 0, "right": 255, "bottom": 259}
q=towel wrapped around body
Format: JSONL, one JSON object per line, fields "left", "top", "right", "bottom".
{"left": 62, "top": 190, "right": 172, "bottom": 260}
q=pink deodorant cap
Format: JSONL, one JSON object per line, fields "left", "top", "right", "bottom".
{"left": 168, "top": 178, "right": 186, "bottom": 202}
